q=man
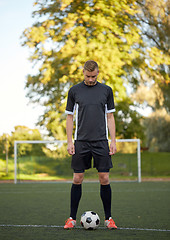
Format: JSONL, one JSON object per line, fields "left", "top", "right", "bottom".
{"left": 64, "top": 60, "right": 117, "bottom": 229}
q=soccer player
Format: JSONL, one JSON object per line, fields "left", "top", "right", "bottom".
{"left": 64, "top": 60, "right": 117, "bottom": 229}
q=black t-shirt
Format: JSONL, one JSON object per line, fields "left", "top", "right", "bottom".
{"left": 65, "top": 81, "right": 115, "bottom": 141}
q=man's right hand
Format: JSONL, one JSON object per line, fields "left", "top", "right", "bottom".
{"left": 67, "top": 142, "right": 75, "bottom": 155}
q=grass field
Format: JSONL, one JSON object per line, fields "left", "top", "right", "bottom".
{"left": 0, "top": 182, "right": 170, "bottom": 240}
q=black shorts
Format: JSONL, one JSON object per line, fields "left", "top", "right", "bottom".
{"left": 72, "top": 140, "right": 113, "bottom": 173}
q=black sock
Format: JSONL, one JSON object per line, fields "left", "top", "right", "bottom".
{"left": 100, "top": 184, "right": 112, "bottom": 220}
{"left": 70, "top": 184, "right": 82, "bottom": 220}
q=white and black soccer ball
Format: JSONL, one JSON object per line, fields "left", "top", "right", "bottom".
{"left": 80, "top": 211, "right": 100, "bottom": 230}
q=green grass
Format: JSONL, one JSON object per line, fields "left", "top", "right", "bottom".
{"left": 0, "top": 182, "right": 170, "bottom": 240}
{"left": 0, "top": 152, "right": 170, "bottom": 181}
{"left": 141, "top": 152, "right": 170, "bottom": 176}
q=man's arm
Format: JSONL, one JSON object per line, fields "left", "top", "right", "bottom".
{"left": 66, "top": 114, "right": 75, "bottom": 155}
{"left": 107, "top": 112, "right": 116, "bottom": 155}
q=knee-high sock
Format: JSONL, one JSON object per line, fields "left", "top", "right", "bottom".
{"left": 70, "top": 184, "right": 82, "bottom": 220}
{"left": 100, "top": 184, "right": 112, "bottom": 220}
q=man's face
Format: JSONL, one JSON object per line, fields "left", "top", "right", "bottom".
{"left": 83, "top": 68, "right": 99, "bottom": 86}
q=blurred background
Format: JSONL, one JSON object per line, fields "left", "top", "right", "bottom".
{"left": 0, "top": 0, "right": 169, "bottom": 181}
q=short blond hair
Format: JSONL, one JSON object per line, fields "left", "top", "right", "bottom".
{"left": 84, "top": 60, "right": 98, "bottom": 72}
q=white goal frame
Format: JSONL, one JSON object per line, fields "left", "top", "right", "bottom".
{"left": 14, "top": 139, "right": 141, "bottom": 184}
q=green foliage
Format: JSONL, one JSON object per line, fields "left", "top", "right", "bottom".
{"left": 0, "top": 133, "right": 10, "bottom": 156}
{"left": 136, "top": 0, "right": 170, "bottom": 112}
{"left": 22, "top": 0, "right": 145, "bottom": 140}
{"left": 159, "top": 82, "right": 170, "bottom": 113}
{"left": 1, "top": 126, "right": 44, "bottom": 157}
{"left": 115, "top": 99, "right": 145, "bottom": 140}
{"left": 143, "top": 109, "right": 170, "bottom": 152}
{"left": 129, "top": 0, "right": 170, "bottom": 150}
{"left": 21, "top": 0, "right": 170, "bottom": 144}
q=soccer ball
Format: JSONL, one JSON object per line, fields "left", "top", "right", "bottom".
{"left": 80, "top": 211, "right": 100, "bottom": 230}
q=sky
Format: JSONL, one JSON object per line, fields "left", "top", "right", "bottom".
{"left": 0, "top": 0, "right": 44, "bottom": 135}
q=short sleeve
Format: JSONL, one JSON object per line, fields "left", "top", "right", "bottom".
{"left": 65, "top": 88, "right": 75, "bottom": 115}
{"left": 106, "top": 87, "right": 115, "bottom": 113}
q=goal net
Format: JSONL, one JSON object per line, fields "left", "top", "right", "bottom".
{"left": 14, "top": 139, "right": 141, "bottom": 183}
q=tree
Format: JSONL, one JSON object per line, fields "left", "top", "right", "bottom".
{"left": 22, "top": 0, "right": 145, "bottom": 140}
{"left": 136, "top": 0, "right": 170, "bottom": 112}
{"left": 0, "top": 133, "right": 10, "bottom": 173}
{"left": 144, "top": 109, "right": 170, "bottom": 152}
{"left": 130, "top": 0, "right": 170, "bottom": 151}
{"left": 9, "top": 126, "right": 44, "bottom": 156}
{"left": 114, "top": 99, "right": 145, "bottom": 140}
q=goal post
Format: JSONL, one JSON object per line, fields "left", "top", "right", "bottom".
{"left": 110, "top": 139, "right": 141, "bottom": 183}
{"left": 14, "top": 140, "right": 67, "bottom": 184}
{"left": 14, "top": 139, "right": 141, "bottom": 184}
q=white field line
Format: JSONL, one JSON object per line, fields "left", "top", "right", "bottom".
{"left": 0, "top": 224, "right": 169, "bottom": 232}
